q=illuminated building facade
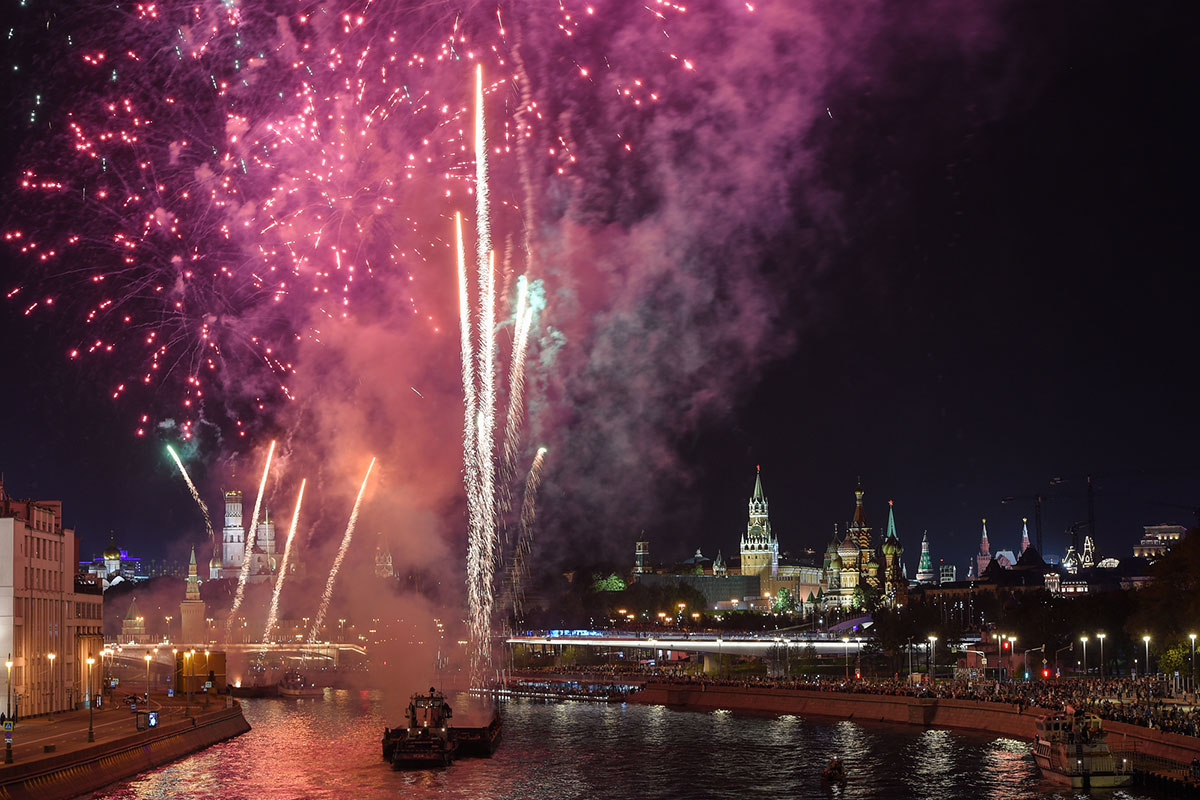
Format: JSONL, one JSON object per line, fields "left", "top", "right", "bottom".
{"left": 1, "top": 481, "right": 103, "bottom": 717}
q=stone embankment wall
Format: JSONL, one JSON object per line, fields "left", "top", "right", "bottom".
{"left": 633, "top": 683, "right": 1200, "bottom": 764}
{"left": 0, "top": 705, "right": 251, "bottom": 800}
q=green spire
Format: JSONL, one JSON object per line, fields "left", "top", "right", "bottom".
{"left": 917, "top": 531, "right": 933, "bottom": 574}
{"left": 752, "top": 464, "right": 765, "bottom": 502}
{"left": 886, "top": 499, "right": 897, "bottom": 541}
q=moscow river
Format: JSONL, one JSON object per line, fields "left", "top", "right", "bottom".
{"left": 88, "top": 691, "right": 1168, "bottom": 800}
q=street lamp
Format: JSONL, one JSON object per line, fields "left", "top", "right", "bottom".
{"left": 1080, "top": 636, "right": 1088, "bottom": 678}
{"left": 5, "top": 656, "right": 12, "bottom": 719}
{"left": 842, "top": 637, "right": 850, "bottom": 680}
{"left": 1190, "top": 634, "right": 1197, "bottom": 692}
{"left": 144, "top": 653, "right": 152, "bottom": 703}
{"left": 47, "top": 653, "right": 56, "bottom": 715}
{"left": 1008, "top": 636, "right": 1017, "bottom": 681}
{"left": 1097, "top": 633, "right": 1106, "bottom": 680}
{"left": 1143, "top": 635, "right": 1151, "bottom": 677}
{"left": 86, "top": 657, "right": 95, "bottom": 742}
{"left": 928, "top": 636, "right": 938, "bottom": 679}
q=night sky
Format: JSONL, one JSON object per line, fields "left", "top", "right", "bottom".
{"left": 1, "top": 1, "right": 1197, "bottom": 583}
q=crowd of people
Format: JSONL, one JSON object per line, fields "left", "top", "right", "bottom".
{"left": 516, "top": 661, "right": 1200, "bottom": 738}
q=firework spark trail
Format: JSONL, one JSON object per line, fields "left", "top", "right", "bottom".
{"left": 507, "top": 447, "right": 547, "bottom": 624}
{"left": 499, "top": 275, "right": 534, "bottom": 506}
{"left": 227, "top": 438, "right": 275, "bottom": 637}
{"left": 309, "top": 457, "right": 376, "bottom": 643}
{"left": 263, "top": 478, "right": 305, "bottom": 646}
{"left": 456, "top": 210, "right": 486, "bottom": 680}
{"left": 166, "top": 444, "right": 214, "bottom": 548}
{"left": 468, "top": 63, "right": 502, "bottom": 684}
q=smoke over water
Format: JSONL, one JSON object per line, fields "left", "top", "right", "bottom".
{"left": 7, "top": 1, "right": 1006, "bottom": 650}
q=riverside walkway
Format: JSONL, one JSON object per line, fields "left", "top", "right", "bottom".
{"left": 0, "top": 691, "right": 226, "bottom": 766}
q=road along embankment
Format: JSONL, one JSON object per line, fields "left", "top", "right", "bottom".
{"left": 632, "top": 682, "right": 1200, "bottom": 765}
{"left": 0, "top": 704, "right": 250, "bottom": 800}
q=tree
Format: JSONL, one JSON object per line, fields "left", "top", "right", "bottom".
{"left": 1159, "top": 644, "right": 1188, "bottom": 676}
{"left": 772, "top": 587, "right": 797, "bottom": 614}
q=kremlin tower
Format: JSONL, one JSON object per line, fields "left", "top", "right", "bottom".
{"left": 916, "top": 531, "right": 936, "bottom": 583}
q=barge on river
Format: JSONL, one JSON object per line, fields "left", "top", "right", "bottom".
{"left": 1033, "top": 709, "right": 1133, "bottom": 789}
{"left": 382, "top": 688, "right": 501, "bottom": 769}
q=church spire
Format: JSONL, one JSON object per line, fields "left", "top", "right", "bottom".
{"left": 975, "top": 518, "right": 992, "bottom": 578}
{"left": 916, "top": 530, "right": 936, "bottom": 583}
{"left": 186, "top": 546, "right": 201, "bottom": 600}
{"left": 1020, "top": 517, "right": 1031, "bottom": 554}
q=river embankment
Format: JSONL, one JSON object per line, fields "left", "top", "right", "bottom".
{"left": 0, "top": 703, "right": 250, "bottom": 800}
{"left": 631, "top": 681, "right": 1200, "bottom": 765}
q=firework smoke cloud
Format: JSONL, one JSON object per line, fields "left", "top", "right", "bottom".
{"left": 5, "top": 1, "right": 1004, "bottom": 577}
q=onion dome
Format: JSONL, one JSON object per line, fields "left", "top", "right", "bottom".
{"left": 829, "top": 553, "right": 842, "bottom": 571}
{"left": 866, "top": 557, "right": 880, "bottom": 570}
{"left": 103, "top": 535, "right": 121, "bottom": 560}
{"left": 882, "top": 536, "right": 901, "bottom": 556}
{"left": 210, "top": 554, "right": 223, "bottom": 570}
{"left": 837, "top": 536, "right": 859, "bottom": 561}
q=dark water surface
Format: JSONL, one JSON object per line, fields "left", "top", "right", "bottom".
{"left": 88, "top": 691, "right": 1168, "bottom": 800}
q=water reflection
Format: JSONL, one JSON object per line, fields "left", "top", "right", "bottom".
{"left": 90, "top": 696, "right": 1175, "bottom": 800}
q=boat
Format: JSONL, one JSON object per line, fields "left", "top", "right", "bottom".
{"left": 382, "top": 688, "right": 458, "bottom": 769}
{"left": 278, "top": 671, "right": 326, "bottom": 699}
{"left": 1033, "top": 710, "right": 1133, "bottom": 789}
{"left": 452, "top": 704, "right": 502, "bottom": 757}
{"left": 820, "top": 756, "right": 846, "bottom": 783}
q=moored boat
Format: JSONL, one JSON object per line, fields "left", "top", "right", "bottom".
{"left": 1033, "top": 710, "right": 1132, "bottom": 789}
{"left": 278, "top": 671, "right": 326, "bottom": 698}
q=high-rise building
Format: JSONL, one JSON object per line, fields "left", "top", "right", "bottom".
{"left": 1, "top": 482, "right": 103, "bottom": 717}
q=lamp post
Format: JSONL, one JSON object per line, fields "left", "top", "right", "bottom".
{"left": 86, "top": 657, "right": 95, "bottom": 742}
{"left": 1097, "top": 633, "right": 1106, "bottom": 680}
{"left": 842, "top": 637, "right": 850, "bottom": 680}
{"left": 1190, "top": 634, "right": 1197, "bottom": 693}
{"left": 1080, "top": 636, "right": 1088, "bottom": 678}
{"left": 144, "top": 654, "right": 152, "bottom": 703}
{"left": 47, "top": 653, "right": 56, "bottom": 715}
{"left": 5, "top": 656, "right": 12, "bottom": 718}
{"left": 1143, "top": 635, "right": 1151, "bottom": 677}
{"left": 1008, "top": 636, "right": 1017, "bottom": 681}
{"left": 928, "top": 635, "right": 938, "bottom": 680}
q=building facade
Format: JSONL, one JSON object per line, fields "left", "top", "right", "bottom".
{"left": 213, "top": 489, "right": 279, "bottom": 583}
{"left": 1, "top": 483, "right": 103, "bottom": 717}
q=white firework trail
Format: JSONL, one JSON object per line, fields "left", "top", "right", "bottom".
{"left": 166, "top": 445, "right": 214, "bottom": 549}
{"left": 263, "top": 478, "right": 306, "bottom": 646}
{"left": 464, "top": 63, "right": 501, "bottom": 685}
{"left": 505, "top": 447, "right": 547, "bottom": 627}
{"left": 309, "top": 457, "right": 376, "bottom": 643}
{"left": 499, "top": 276, "right": 535, "bottom": 502}
{"left": 521, "top": 447, "right": 548, "bottom": 535}
{"left": 457, "top": 210, "right": 486, "bottom": 680}
{"left": 474, "top": 63, "right": 492, "bottom": 296}
{"left": 227, "top": 439, "right": 276, "bottom": 637}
